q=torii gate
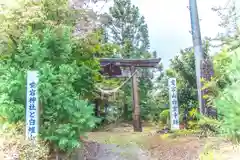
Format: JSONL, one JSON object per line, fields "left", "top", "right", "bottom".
{"left": 99, "top": 58, "right": 161, "bottom": 132}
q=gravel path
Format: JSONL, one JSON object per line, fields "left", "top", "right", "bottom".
{"left": 80, "top": 136, "right": 240, "bottom": 160}
{"left": 77, "top": 123, "right": 240, "bottom": 160}
{"left": 79, "top": 136, "right": 206, "bottom": 160}
{"left": 80, "top": 141, "right": 152, "bottom": 160}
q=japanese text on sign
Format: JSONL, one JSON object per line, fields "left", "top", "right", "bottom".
{"left": 26, "top": 71, "right": 39, "bottom": 141}
{"left": 168, "top": 78, "right": 180, "bottom": 130}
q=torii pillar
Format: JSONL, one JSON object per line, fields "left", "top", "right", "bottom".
{"left": 100, "top": 58, "right": 161, "bottom": 132}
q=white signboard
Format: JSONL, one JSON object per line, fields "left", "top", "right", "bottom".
{"left": 168, "top": 78, "right": 180, "bottom": 130}
{"left": 26, "top": 71, "right": 39, "bottom": 141}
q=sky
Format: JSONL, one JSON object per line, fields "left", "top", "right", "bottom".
{"left": 93, "top": 0, "right": 234, "bottom": 67}
{"left": 1, "top": 0, "right": 236, "bottom": 68}
{"left": 131, "top": 0, "right": 230, "bottom": 67}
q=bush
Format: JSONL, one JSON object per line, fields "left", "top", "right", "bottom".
{"left": 198, "top": 116, "right": 220, "bottom": 137}
{"left": 105, "top": 105, "right": 122, "bottom": 124}
{"left": 159, "top": 109, "right": 170, "bottom": 126}
{"left": 188, "top": 120, "right": 199, "bottom": 130}
{"left": 214, "top": 51, "right": 240, "bottom": 141}
{"left": 185, "top": 108, "right": 199, "bottom": 130}
{"left": 0, "top": 27, "right": 99, "bottom": 153}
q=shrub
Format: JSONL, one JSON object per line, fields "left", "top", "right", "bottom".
{"left": 0, "top": 27, "right": 99, "bottom": 153}
{"left": 188, "top": 120, "right": 200, "bottom": 130}
{"left": 198, "top": 116, "right": 220, "bottom": 137}
{"left": 159, "top": 109, "right": 170, "bottom": 126}
{"left": 214, "top": 51, "right": 240, "bottom": 141}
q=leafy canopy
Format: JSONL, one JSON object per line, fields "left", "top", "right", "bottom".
{"left": 0, "top": 0, "right": 119, "bottom": 153}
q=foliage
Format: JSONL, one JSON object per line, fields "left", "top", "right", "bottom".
{"left": 200, "top": 2, "right": 240, "bottom": 140}
{"left": 152, "top": 73, "right": 169, "bottom": 105}
{"left": 159, "top": 109, "right": 170, "bottom": 125}
{"left": 102, "top": 0, "right": 159, "bottom": 122}
{"left": 144, "top": 96, "right": 167, "bottom": 123}
{"left": 0, "top": 0, "right": 81, "bottom": 56}
{"left": 168, "top": 129, "right": 199, "bottom": 138}
{"left": 211, "top": 1, "right": 240, "bottom": 51}
{"left": 200, "top": 2, "right": 240, "bottom": 141}
{"left": 187, "top": 121, "right": 199, "bottom": 130}
{"left": 188, "top": 107, "right": 198, "bottom": 120}
{"left": 104, "top": 105, "right": 122, "bottom": 124}
{"left": 167, "top": 43, "right": 210, "bottom": 108}
{"left": 153, "top": 45, "right": 208, "bottom": 124}
{"left": 204, "top": 1, "right": 239, "bottom": 103}
{"left": 105, "top": 0, "right": 150, "bottom": 53}
{"left": 198, "top": 116, "right": 220, "bottom": 137}
{"left": 202, "top": 49, "right": 232, "bottom": 107}
{"left": 0, "top": 27, "right": 100, "bottom": 152}
{"left": 214, "top": 50, "right": 240, "bottom": 142}
{"left": 0, "top": 0, "right": 119, "bottom": 153}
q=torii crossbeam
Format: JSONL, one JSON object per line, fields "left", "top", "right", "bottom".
{"left": 99, "top": 58, "right": 161, "bottom": 132}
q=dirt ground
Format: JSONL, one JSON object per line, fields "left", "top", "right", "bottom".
{"left": 80, "top": 123, "right": 240, "bottom": 160}
{"left": 1, "top": 123, "right": 239, "bottom": 160}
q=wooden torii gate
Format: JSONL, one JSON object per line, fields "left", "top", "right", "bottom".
{"left": 99, "top": 58, "right": 161, "bottom": 132}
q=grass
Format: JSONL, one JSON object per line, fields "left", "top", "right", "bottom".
{"left": 88, "top": 123, "right": 201, "bottom": 146}
{"left": 87, "top": 123, "right": 161, "bottom": 148}
{"left": 87, "top": 125, "right": 200, "bottom": 150}
{"left": 87, "top": 131, "right": 150, "bottom": 148}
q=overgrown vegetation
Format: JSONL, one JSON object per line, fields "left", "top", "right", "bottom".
{"left": 0, "top": 0, "right": 161, "bottom": 158}
{"left": 153, "top": 0, "right": 240, "bottom": 142}
{"left": 0, "top": 0, "right": 240, "bottom": 159}
{"left": 0, "top": 0, "right": 116, "bottom": 156}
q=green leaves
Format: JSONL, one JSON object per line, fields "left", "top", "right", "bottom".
{"left": 214, "top": 49, "right": 240, "bottom": 141}
{"left": 0, "top": 24, "right": 99, "bottom": 154}
{"left": 0, "top": 0, "right": 123, "bottom": 154}
{"left": 106, "top": 0, "right": 150, "bottom": 52}
{"left": 0, "top": 94, "right": 25, "bottom": 123}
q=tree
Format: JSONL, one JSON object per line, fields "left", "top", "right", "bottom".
{"left": 214, "top": 47, "right": 240, "bottom": 141}
{"left": 0, "top": 0, "right": 118, "bottom": 156}
{"left": 168, "top": 42, "right": 210, "bottom": 108}
{"left": 153, "top": 42, "right": 211, "bottom": 125}
{"left": 210, "top": 0, "right": 240, "bottom": 51}
{"left": 203, "top": 1, "right": 240, "bottom": 109}
{"left": 103, "top": 0, "right": 158, "bottom": 126}
{"left": 168, "top": 48, "right": 197, "bottom": 107}
{"left": 105, "top": 0, "right": 150, "bottom": 56}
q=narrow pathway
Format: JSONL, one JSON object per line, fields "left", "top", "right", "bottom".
{"left": 81, "top": 141, "right": 151, "bottom": 160}
{"left": 79, "top": 123, "right": 240, "bottom": 160}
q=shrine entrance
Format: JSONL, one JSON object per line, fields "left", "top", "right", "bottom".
{"left": 97, "top": 58, "right": 161, "bottom": 132}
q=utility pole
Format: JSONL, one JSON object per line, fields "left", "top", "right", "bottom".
{"left": 189, "top": 0, "right": 205, "bottom": 115}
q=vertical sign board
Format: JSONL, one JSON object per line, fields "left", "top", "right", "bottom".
{"left": 168, "top": 78, "right": 180, "bottom": 130}
{"left": 26, "top": 71, "right": 39, "bottom": 141}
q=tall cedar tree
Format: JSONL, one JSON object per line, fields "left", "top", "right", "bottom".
{"left": 105, "top": 0, "right": 150, "bottom": 57}
{"left": 104, "top": 0, "right": 154, "bottom": 121}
